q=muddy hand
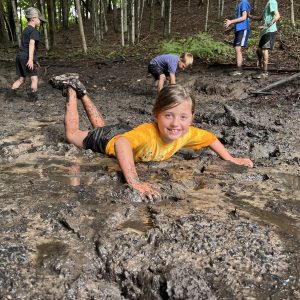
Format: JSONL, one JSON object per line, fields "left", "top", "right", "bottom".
{"left": 131, "top": 182, "right": 161, "bottom": 202}
{"left": 224, "top": 19, "right": 231, "bottom": 28}
{"left": 26, "top": 60, "right": 34, "bottom": 70}
{"left": 231, "top": 157, "right": 254, "bottom": 168}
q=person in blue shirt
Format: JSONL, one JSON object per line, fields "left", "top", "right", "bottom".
{"left": 224, "top": 0, "right": 251, "bottom": 76}
{"left": 148, "top": 53, "right": 193, "bottom": 93}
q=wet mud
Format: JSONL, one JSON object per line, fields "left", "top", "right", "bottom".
{"left": 0, "top": 59, "right": 299, "bottom": 299}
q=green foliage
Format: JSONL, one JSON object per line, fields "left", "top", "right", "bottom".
{"left": 159, "top": 33, "right": 234, "bottom": 62}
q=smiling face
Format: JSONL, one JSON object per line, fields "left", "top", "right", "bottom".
{"left": 155, "top": 100, "right": 193, "bottom": 144}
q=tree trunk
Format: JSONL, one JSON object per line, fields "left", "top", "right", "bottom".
{"left": 62, "top": 0, "right": 69, "bottom": 28}
{"left": 163, "top": 0, "right": 171, "bottom": 36}
{"left": 46, "top": 0, "right": 56, "bottom": 48}
{"left": 120, "top": 0, "right": 125, "bottom": 45}
{"left": 161, "top": 0, "right": 164, "bottom": 19}
{"left": 136, "top": 0, "right": 144, "bottom": 42}
{"left": 0, "top": 0, "right": 9, "bottom": 48}
{"left": 0, "top": 1, "right": 8, "bottom": 49}
{"left": 187, "top": 0, "right": 191, "bottom": 13}
{"left": 75, "top": 0, "right": 88, "bottom": 53}
{"left": 11, "top": 0, "right": 21, "bottom": 46}
{"left": 94, "top": 0, "right": 101, "bottom": 44}
{"left": 130, "top": 0, "right": 135, "bottom": 44}
{"left": 123, "top": 0, "right": 128, "bottom": 32}
{"left": 40, "top": 0, "right": 50, "bottom": 51}
{"left": 149, "top": 0, "right": 154, "bottom": 32}
{"left": 290, "top": 0, "right": 295, "bottom": 27}
{"left": 204, "top": 0, "right": 210, "bottom": 32}
{"left": 220, "top": 0, "right": 224, "bottom": 17}
{"left": 100, "top": 0, "right": 108, "bottom": 33}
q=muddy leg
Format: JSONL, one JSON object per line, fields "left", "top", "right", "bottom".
{"left": 158, "top": 74, "right": 166, "bottom": 93}
{"left": 30, "top": 75, "right": 38, "bottom": 92}
{"left": 11, "top": 77, "right": 25, "bottom": 89}
{"left": 80, "top": 94, "right": 105, "bottom": 128}
{"left": 256, "top": 48, "right": 263, "bottom": 70}
{"left": 65, "top": 87, "right": 88, "bottom": 148}
{"left": 261, "top": 49, "right": 269, "bottom": 73}
{"left": 235, "top": 46, "right": 243, "bottom": 69}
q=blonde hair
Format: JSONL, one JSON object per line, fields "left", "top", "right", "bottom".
{"left": 180, "top": 52, "right": 193, "bottom": 67}
{"left": 153, "top": 85, "right": 195, "bottom": 115}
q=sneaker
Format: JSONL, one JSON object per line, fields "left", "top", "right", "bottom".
{"left": 253, "top": 72, "right": 269, "bottom": 79}
{"left": 5, "top": 89, "right": 17, "bottom": 101}
{"left": 49, "top": 73, "right": 87, "bottom": 97}
{"left": 230, "top": 70, "right": 243, "bottom": 76}
{"left": 27, "top": 91, "right": 39, "bottom": 102}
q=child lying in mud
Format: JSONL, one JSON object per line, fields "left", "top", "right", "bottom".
{"left": 50, "top": 74, "right": 253, "bottom": 201}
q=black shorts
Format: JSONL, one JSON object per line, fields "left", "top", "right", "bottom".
{"left": 148, "top": 63, "right": 170, "bottom": 80}
{"left": 233, "top": 29, "right": 250, "bottom": 47}
{"left": 82, "top": 124, "right": 132, "bottom": 154}
{"left": 259, "top": 32, "right": 277, "bottom": 50}
{"left": 15, "top": 54, "right": 38, "bottom": 77}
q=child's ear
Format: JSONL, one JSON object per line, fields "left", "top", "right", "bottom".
{"left": 153, "top": 112, "right": 158, "bottom": 120}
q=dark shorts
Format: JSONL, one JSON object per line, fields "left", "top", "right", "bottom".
{"left": 82, "top": 124, "right": 132, "bottom": 154}
{"left": 148, "top": 63, "right": 170, "bottom": 80}
{"left": 15, "top": 54, "right": 39, "bottom": 77}
{"left": 233, "top": 30, "right": 250, "bottom": 47}
{"left": 259, "top": 32, "right": 277, "bottom": 50}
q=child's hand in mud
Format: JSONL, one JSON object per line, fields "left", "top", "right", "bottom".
{"left": 131, "top": 181, "right": 161, "bottom": 202}
{"left": 230, "top": 157, "right": 254, "bottom": 168}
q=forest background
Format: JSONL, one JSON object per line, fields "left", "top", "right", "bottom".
{"left": 0, "top": 0, "right": 299, "bottom": 66}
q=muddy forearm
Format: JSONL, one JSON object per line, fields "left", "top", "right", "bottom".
{"left": 114, "top": 137, "right": 140, "bottom": 185}
{"left": 28, "top": 39, "right": 35, "bottom": 61}
{"left": 169, "top": 73, "right": 176, "bottom": 85}
{"left": 209, "top": 139, "right": 234, "bottom": 161}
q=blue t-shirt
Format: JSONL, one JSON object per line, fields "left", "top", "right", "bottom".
{"left": 150, "top": 54, "right": 179, "bottom": 74}
{"left": 235, "top": 0, "right": 251, "bottom": 32}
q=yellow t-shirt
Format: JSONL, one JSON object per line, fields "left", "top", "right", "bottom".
{"left": 105, "top": 123, "right": 217, "bottom": 162}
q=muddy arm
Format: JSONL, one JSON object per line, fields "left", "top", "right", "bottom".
{"left": 225, "top": 11, "right": 248, "bottom": 27}
{"left": 27, "top": 39, "right": 35, "bottom": 69}
{"left": 209, "top": 139, "right": 253, "bottom": 168}
{"left": 114, "top": 137, "right": 160, "bottom": 200}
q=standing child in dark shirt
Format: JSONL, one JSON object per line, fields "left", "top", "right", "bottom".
{"left": 148, "top": 53, "right": 193, "bottom": 93}
{"left": 9, "top": 7, "right": 46, "bottom": 102}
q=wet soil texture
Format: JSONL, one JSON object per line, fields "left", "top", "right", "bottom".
{"left": 0, "top": 59, "right": 299, "bottom": 299}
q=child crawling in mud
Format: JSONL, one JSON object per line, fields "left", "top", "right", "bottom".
{"left": 50, "top": 74, "right": 253, "bottom": 201}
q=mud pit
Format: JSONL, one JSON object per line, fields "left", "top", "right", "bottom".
{"left": 0, "top": 59, "right": 299, "bottom": 299}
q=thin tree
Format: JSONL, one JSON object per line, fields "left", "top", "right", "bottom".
{"left": 46, "top": 0, "right": 56, "bottom": 48}
{"left": 40, "top": 0, "right": 49, "bottom": 51}
{"left": 290, "top": 0, "right": 295, "bottom": 27}
{"left": 161, "top": 0, "right": 164, "bottom": 19}
{"left": 75, "top": 0, "right": 87, "bottom": 53}
{"left": 0, "top": 0, "right": 9, "bottom": 48}
{"left": 204, "top": 0, "right": 209, "bottom": 32}
{"left": 11, "top": 0, "right": 21, "bottom": 46}
{"left": 120, "top": 0, "right": 125, "bottom": 45}
{"left": 149, "top": 0, "right": 154, "bottom": 32}
{"left": 62, "top": 0, "right": 69, "bottom": 28}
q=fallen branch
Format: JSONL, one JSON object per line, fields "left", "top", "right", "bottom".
{"left": 249, "top": 72, "right": 300, "bottom": 95}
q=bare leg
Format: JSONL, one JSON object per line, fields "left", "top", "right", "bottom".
{"left": 261, "top": 49, "right": 269, "bottom": 73}
{"left": 11, "top": 77, "right": 25, "bottom": 89}
{"left": 64, "top": 88, "right": 89, "bottom": 148}
{"left": 157, "top": 74, "right": 166, "bottom": 93}
{"left": 235, "top": 46, "right": 242, "bottom": 69}
{"left": 257, "top": 48, "right": 263, "bottom": 70}
{"left": 80, "top": 94, "right": 105, "bottom": 128}
{"left": 30, "top": 75, "right": 38, "bottom": 92}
